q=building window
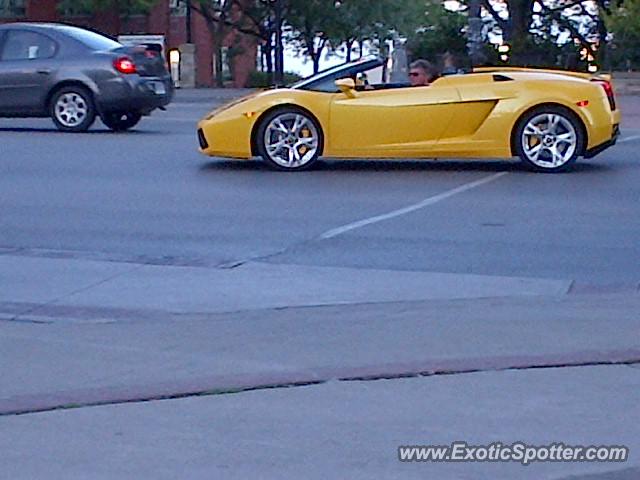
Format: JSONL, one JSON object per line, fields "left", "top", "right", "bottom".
{"left": 0, "top": 0, "right": 26, "bottom": 18}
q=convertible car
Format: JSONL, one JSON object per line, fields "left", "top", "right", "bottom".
{"left": 197, "top": 57, "right": 620, "bottom": 172}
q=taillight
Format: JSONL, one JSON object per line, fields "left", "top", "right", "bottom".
{"left": 113, "top": 56, "right": 137, "bottom": 74}
{"left": 591, "top": 79, "right": 616, "bottom": 111}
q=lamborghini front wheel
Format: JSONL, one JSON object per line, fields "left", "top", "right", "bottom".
{"left": 256, "top": 108, "right": 323, "bottom": 171}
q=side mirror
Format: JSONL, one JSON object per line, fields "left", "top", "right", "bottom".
{"left": 335, "top": 78, "right": 357, "bottom": 98}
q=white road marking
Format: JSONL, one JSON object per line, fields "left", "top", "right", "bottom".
{"left": 320, "top": 171, "right": 509, "bottom": 240}
{"left": 619, "top": 134, "right": 640, "bottom": 144}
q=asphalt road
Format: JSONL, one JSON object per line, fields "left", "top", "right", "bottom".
{"left": 1, "top": 92, "right": 638, "bottom": 288}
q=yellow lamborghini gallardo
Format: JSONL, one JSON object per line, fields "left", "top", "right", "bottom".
{"left": 197, "top": 57, "right": 620, "bottom": 172}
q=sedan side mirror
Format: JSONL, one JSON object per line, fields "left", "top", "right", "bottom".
{"left": 335, "top": 78, "right": 357, "bottom": 98}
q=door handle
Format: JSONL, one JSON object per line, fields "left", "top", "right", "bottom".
{"left": 36, "top": 69, "right": 51, "bottom": 75}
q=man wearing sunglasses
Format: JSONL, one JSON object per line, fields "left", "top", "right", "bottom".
{"left": 409, "top": 59, "right": 439, "bottom": 87}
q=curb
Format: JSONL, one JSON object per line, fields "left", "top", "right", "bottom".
{"left": 2, "top": 348, "right": 639, "bottom": 416}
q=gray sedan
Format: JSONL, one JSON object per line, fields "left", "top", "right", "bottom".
{"left": 0, "top": 23, "right": 173, "bottom": 132}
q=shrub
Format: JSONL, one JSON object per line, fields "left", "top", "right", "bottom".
{"left": 247, "top": 71, "right": 304, "bottom": 88}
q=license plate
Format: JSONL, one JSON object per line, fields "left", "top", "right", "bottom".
{"left": 149, "top": 81, "right": 166, "bottom": 95}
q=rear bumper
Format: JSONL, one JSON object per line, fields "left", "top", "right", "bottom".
{"left": 584, "top": 123, "right": 619, "bottom": 158}
{"left": 96, "top": 74, "right": 173, "bottom": 115}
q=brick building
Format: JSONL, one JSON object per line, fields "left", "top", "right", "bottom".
{"left": 0, "top": 0, "right": 257, "bottom": 87}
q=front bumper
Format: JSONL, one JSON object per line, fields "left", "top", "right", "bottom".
{"left": 197, "top": 128, "right": 209, "bottom": 150}
{"left": 584, "top": 123, "right": 619, "bottom": 158}
{"left": 197, "top": 115, "right": 255, "bottom": 159}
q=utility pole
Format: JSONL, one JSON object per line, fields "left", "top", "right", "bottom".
{"left": 467, "top": 0, "right": 485, "bottom": 67}
{"left": 274, "top": 0, "right": 284, "bottom": 86}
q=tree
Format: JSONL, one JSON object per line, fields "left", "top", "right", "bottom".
{"left": 479, "top": 0, "right": 620, "bottom": 68}
{"left": 188, "top": 0, "right": 289, "bottom": 85}
{"left": 285, "top": 0, "right": 339, "bottom": 74}
{"left": 331, "top": 0, "right": 425, "bottom": 62}
{"left": 285, "top": 0, "right": 426, "bottom": 73}
{"left": 604, "top": 0, "right": 640, "bottom": 70}
{"left": 57, "top": 0, "right": 158, "bottom": 18}
{"left": 57, "top": 0, "right": 159, "bottom": 35}
{"left": 406, "top": 1, "right": 468, "bottom": 66}
{"left": 187, "top": 1, "right": 236, "bottom": 87}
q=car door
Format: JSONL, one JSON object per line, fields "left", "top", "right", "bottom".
{"left": 328, "top": 81, "right": 461, "bottom": 157}
{"left": 0, "top": 29, "right": 58, "bottom": 115}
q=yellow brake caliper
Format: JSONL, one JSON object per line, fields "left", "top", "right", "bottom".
{"left": 299, "top": 128, "right": 311, "bottom": 156}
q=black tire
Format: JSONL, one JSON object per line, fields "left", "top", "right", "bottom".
{"left": 102, "top": 111, "right": 142, "bottom": 132}
{"left": 255, "top": 107, "right": 323, "bottom": 171}
{"left": 49, "top": 86, "right": 96, "bottom": 132}
{"left": 513, "top": 105, "right": 585, "bottom": 173}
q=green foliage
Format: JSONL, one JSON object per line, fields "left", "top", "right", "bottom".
{"left": 479, "top": 0, "right": 612, "bottom": 70}
{"left": 285, "top": 0, "right": 427, "bottom": 71}
{"left": 405, "top": 1, "right": 468, "bottom": 65}
{"left": 247, "top": 70, "right": 302, "bottom": 88}
{"left": 605, "top": 0, "right": 640, "bottom": 70}
{"left": 331, "top": 0, "right": 426, "bottom": 48}
{"left": 285, "top": 0, "right": 339, "bottom": 72}
{"left": 509, "top": 35, "right": 586, "bottom": 70}
{"left": 57, "top": 0, "right": 158, "bottom": 16}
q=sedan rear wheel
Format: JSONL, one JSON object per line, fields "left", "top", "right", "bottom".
{"left": 257, "top": 109, "right": 323, "bottom": 171}
{"left": 50, "top": 86, "right": 96, "bottom": 132}
{"left": 514, "top": 106, "right": 583, "bottom": 172}
{"left": 102, "top": 111, "right": 142, "bottom": 132}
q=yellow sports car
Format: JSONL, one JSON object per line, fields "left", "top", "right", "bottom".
{"left": 197, "top": 56, "right": 620, "bottom": 172}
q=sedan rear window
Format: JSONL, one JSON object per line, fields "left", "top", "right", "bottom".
{"left": 57, "top": 26, "right": 121, "bottom": 51}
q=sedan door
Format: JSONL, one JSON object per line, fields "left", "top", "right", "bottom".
{"left": 328, "top": 81, "right": 460, "bottom": 157}
{"left": 0, "top": 29, "right": 59, "bottom": 115}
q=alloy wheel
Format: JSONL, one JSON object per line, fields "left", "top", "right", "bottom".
{"left": 263, "top": 113, "right": 319, "bottom": 169}
{"left": 521, "top": 113, "right": 578, "bottom": 169}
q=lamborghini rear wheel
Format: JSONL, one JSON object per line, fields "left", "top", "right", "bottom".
{"left": 514, "top": 106, "right": 584, "bottom": 172}
{"left": 256, "top": 108, "right": 323, "bottom": 171}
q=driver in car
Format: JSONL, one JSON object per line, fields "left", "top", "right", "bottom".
{"left": 409, "top": 60, "right": 439, "bottom": 86}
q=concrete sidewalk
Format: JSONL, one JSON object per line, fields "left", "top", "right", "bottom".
{"left": 0, "top": 253, "right": 571, "bottom": 318}
{"left": 0, "top": 366, "right": 640, "bottom": 480}
{"left": 1, "top": 251, "right": 639, "bottom": 417}
{"left": 1, "top": 248, "right": 639, "bottom": 478}
{"left": 1, "top": 365, "right": 638, "bottom": 480}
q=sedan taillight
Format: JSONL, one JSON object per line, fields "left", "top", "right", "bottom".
{"left": 113, "top": 57, "right": 137, "bottom": 74}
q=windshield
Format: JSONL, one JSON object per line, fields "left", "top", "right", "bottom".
{"left": 58, "top": 26, "right": 122, "bottom": 51}
{"left": 292, "top": 56, "right": 385, "bottom": 92}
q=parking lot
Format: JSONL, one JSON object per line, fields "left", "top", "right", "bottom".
{"left": 1, "top": 90, "right": 639, "bottom": 479}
